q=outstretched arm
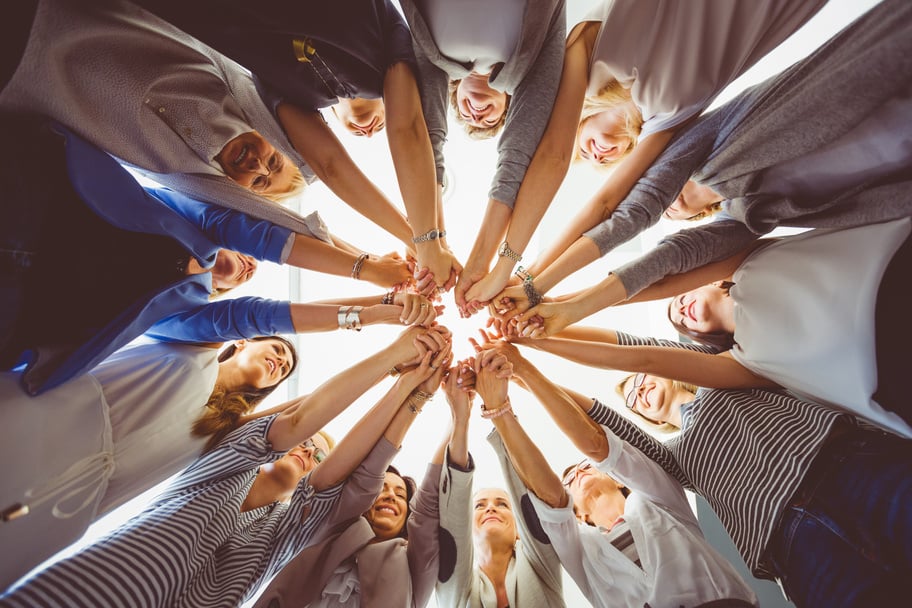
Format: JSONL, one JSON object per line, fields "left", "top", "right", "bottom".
{"left": 384, "top": 62, "right": 461, "bottom": 291}
{"left": 276, "top": 103, "right": 414, "bottom": 249}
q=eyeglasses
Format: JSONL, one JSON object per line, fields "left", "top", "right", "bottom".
{"left": 303, "top": 438, "right": 327, "bottom": 464}
{"left": 624, "top": 373, "right": 646, "bottom": 411}
{"left": 561, "top": 461, "right": 593, "bottom": 488}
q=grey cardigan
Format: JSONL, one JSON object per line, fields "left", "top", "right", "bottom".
{"left": 578, "top": 0, "right": 912, "bottom": 296}
{"left": 399, "top": 0, "right": 565, "bottom": 207}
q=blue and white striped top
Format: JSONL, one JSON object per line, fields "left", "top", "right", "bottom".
{"left": 587, "top": 332, "right": 849, "bottom": 578}
{"left": 1, "top": 416, "right": 353, "bottom": 608}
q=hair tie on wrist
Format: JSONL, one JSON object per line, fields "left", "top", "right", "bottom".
{"left": 480, "top": 397, "right": 513, "bottom": 419}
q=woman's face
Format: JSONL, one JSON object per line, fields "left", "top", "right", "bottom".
{"left": 664, "top": 180, "right": 724, "bottom": 220}
{"left": 266, "top": 434, "right": 332, "bottom": 491}
{"left": 562, "top": 462, "right": 625, "bottom": 522}
{"left": 214, "top": 131, "right": 297, "bottom": 195}
{"left": 333, "top": 97, "right": 386, "bottom": 137}
{"left": 210, "top": 250, "right": 258, "bottom": 290}
{"left": 456, "top": 73, "right": 508, "bottom": 128}
{"left": 621, "top": 373, "right": 679, "bottom": 426}
{"left": 363, "top": 472, "right": 409, "bottom": 540}
{"left": 224, "top": 338, "right": 295, "bottom": 390}
{"left": 669, "top": 283, "right": 734, "bottom": 334}
{"left": 577, "top": 109, "right": 631, "bottom": 166}
{"left": 472, "top": 488, "right": 517, "bottom": 545}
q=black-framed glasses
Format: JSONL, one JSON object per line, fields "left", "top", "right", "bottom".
{"left": 624, "top": 373, "right": 646, "bottom": 411}
{"left": 303, "top": 438, "right": 327, "bottom": 464}
{"left": 561, "top": 461, "right": 593, "bottom": 488}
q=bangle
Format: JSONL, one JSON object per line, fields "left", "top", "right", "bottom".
{"left": 522, "top": 280, "right": 544, "bottom": 308}
{"left": 381, "top": 290, "right": 395, "bottom": 305}
{"left": 351, "top": 253, "right": 369, "bottom": 280}
{"left": 514, "top": 265, "right": 533, "bottom": 283}
{"left": 388, "top": 365, "right": 402, "bottom": 377}
{"left": 338, "top": 305, "right": 363, "bottom": 331}
{"left": 407, "top": 397, "right": 423, "bottom": 414}
{"left": 412, "top": 389, "right": 435, "bottom": 402}
{"left": 480, "top": 397, "right": 514, "bottom": 420}
{"left": 498, "top": 241, "right": 522, "bottom": 264}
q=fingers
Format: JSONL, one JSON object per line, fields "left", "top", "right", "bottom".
{"left": 443, "top": 267, "right": 458, "bottom": 292}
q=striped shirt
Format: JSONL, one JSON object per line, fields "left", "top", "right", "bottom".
{"left": 587, "top": 332, "right": 849, "bottom": 578}
{"left": 1, "top": 416, "right": 350, "bottom": 608}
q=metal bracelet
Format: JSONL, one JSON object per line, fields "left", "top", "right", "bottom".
{"left": 351, "top": 253, "right": 369, "bottom": 280}
{"left": 522, "top": 280, "right": 544, "bottom": 308}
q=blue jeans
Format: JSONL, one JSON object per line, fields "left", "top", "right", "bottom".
{"left": 767, "top": 427, "right": 912, "bottom": 607}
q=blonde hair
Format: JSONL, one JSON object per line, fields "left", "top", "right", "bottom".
{"left": 261, "top": 165, "right": 307, "bottom": 202}
{"left": 614, "top": 372, "right": 693, "bottom": 432}
{"left": 575, "top": 79, "right": 643, "bottom": 167}
{"left": 448, "top": 79, "right": 511, "bottom": 140}
{"left": 681, "top": 201, "right": 724, "bottom": 222}
{"left": 314, "top": 429, "right": 336, "bottom": 451}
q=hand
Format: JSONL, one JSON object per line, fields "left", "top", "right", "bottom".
{"left": 514, "top": 302, "right": 574, "bottom": 338}
{"left": 489, "top": 284, "right": 530, "bottom": 321}
{"left": 416, "top": 245, "right": 461, "bottom": 293}
{"left": 469, "top": 330, "right": 527, "bottom": 377}
{"left": 394, "top": 293, "right": 439, "bottom": 326}
{"left": 389, "top": 325, "right": 432, "bottom": 366}
{"left": 473, "top": 349, "right": 511, "bottom": 407}
{"left": 442, "top": 358, "right": 475, "bottom": 419}
{"left": 361, "top": 251, "right": 414, "bottom": 290}
{"left": 413, "top": 267, "right": 439, "bottom": 299}
{"left": 463, "top": 267, "right": 513, "bottom": 317}
{"left": 416, "top": 343, "right": 452, "bottom": 395}
{"left": 454, "top": 263, "right": 487, "bottom": 317}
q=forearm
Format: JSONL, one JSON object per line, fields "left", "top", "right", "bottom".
{"left": 531, "top": 236, "right": 601, "bottom": 294}
{"left": 287, "top": 233, "right": 361, "bottom": 276}
{"left": 384, "top": 62, "right": 439, "bottom": 240}
{"left": 465, "top": 200, "right": 511, "bottom": 271}
{"left": 310, "top": 380, "right": 412, "bottom": 490}
{"left": 447, "top": 413, "right": 471, "bottom": 469}
{"left": 492, "top": 414, "right": 567, "bottom": 508}
{"left": 513, "top": 359, "right": 608, "bottom": 461}
{"left": 268, "top": 345, "right": 400, "bottom": 451}
{"left": 548, "top": 326, "right": 620, "bottom": 344}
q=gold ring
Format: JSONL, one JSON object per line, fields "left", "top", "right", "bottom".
{"left": 420, "top": 303, "right": 427, "bottom": 308}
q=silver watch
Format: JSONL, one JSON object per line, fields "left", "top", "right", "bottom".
{"left": 412, "top": 228, "right": 440, "bottom": 244}
{"left": 498, "top": 240, "right": 522, "bottom": 263}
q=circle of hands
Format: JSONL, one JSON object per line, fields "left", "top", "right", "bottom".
{"left": 394, "top": 249, "right": 557, "bottom": 341}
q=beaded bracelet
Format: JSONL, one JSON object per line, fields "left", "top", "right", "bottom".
{"left": 480, "top": 397, "right": 514, "bottom": 420}
{"left": 523, "top": 280, "right": 544, "bottom": 308}
{"left": 351, "top": 253, "right": 369, "bottom": 280}
{"left": 381, "top": 290, "right": 396, "bottom": 305}
{"left": 407, "top": 396, "right": 424, "bottom": 415}
{"left": 411, "top": 389, "right": 435, "bottom": 403}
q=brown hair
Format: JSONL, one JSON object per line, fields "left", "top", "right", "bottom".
{"left": 383, "top": 465, "right": 417, "bottom": 540}
{"left": 193, "top": 336, "right": 299, "bottom": 451}
{"left": 448, "top": 79, "right": 511, "bottom": 139}
{"left": 574, "top": 78, "right": 643, "bottom": 167}
{"left": 667, "top": 281, "right": 736, "bottom": 351}
{"left": 614, "top": 373, "right": 693, "bottom": 432}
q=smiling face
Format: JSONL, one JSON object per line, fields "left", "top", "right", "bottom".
{"left": 669, "top": 283, "right": 735, "bottom": 335}
{"left": 472, "top": 488, "right": 517, "bottom": 547}
{"left": 621, "top": 373, "right": 680, "bottom": 426}
{"left": 214, "top": 131, "right": 296, "bottom": 195}
{"left": 210, "top": 250, "right": 258, "bottom": 290}
{"left": 577, "top": 109, "right": 633, "bottom": 166}
{"left": 364, "top": 471, "right": 409, "bottom": 541}
{"left": 222, "top": 338, "right": 295, "bottom": 391}
{"left": 333, "top": 97, "right": 386, "bottom": 137}
{"left": 562, "top": 462, "right": 626, "bottom": 526}
{"left": 664, "top": 180, "right": 725, "bottom": 220}
{"left": 455, "top": 73, "right": 508, "bottom": 128}
{"left": 263, "top": 433, "right": 333, "bottom": 498}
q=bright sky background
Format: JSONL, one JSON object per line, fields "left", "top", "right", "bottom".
{"left": 23, "top": 1, "right": 880, "bottom": 605}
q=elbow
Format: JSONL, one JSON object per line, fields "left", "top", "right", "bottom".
{"left": 578, "top": 429, "right": 610, "bottom": 462}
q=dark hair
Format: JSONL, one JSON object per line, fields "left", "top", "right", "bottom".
{"left": 448, "top": 79, "right": 511, "bottom": 139}
{"left": 384, "top": 465, "right": 417, "bottom": 540}
{"left": 193, "top": 336, "right": 299, "bottom": 451}
{"left": 667, "top": 281, "right": 737, "bottom": 351}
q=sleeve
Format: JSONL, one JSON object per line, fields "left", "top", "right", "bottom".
{"left": 582, "top": 116, "right": 720, "bottom": 257}
{"left": 611, "top": 218, "right": 760, "bottom": 297}
{"left": 595, "top": 430, "right": 697, "bottom": 527}
{"left": 406, "top": 462, "right": 443, "bottom": 608}
{"left": 615, "top": 331, "right": 719, "bottom": 354}
{"left": 412, "top": 40, "right": 451, "bottom": 186}
{"left": 146, "top": 297, "right": 296, "bottom": 342}
{"left": 488, "top": 5, "right": 566, "bottom": 206}
{"left": 317, "top": 437, "right": 400, "bottom": 531}
{"left": 487, "top": 430, "right": 564, "bottom": 597}
{"left": 381, "top": 0, "right": 419, "bottom": 73}
{"left": 435, "top": 447, "right": 476, "bottom": 608}
{"left": 524, "top": 493, "right": 595, "bottom": 600}
{"left": 586, "top": 400, "right": 692, "bottom": 490}
{"left": 147, "top": 187, "right": 293, "bottom": 264}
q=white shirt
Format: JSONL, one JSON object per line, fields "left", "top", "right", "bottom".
{"left": 530, "top": 429, "right": 757, "bottom": 608}
{"left": 731, "top": 218, "right": 912, "bottom": 438}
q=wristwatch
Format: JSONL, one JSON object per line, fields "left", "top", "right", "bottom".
{"left": 498, "top": 240, "right": 522, "bottom": 263}
{"left": 412, "top": 228, "right": 440, "bottom": 244}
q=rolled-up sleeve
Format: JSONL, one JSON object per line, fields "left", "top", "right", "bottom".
{"left": 147, "top": 297, "right": 295, "bottom": 342}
